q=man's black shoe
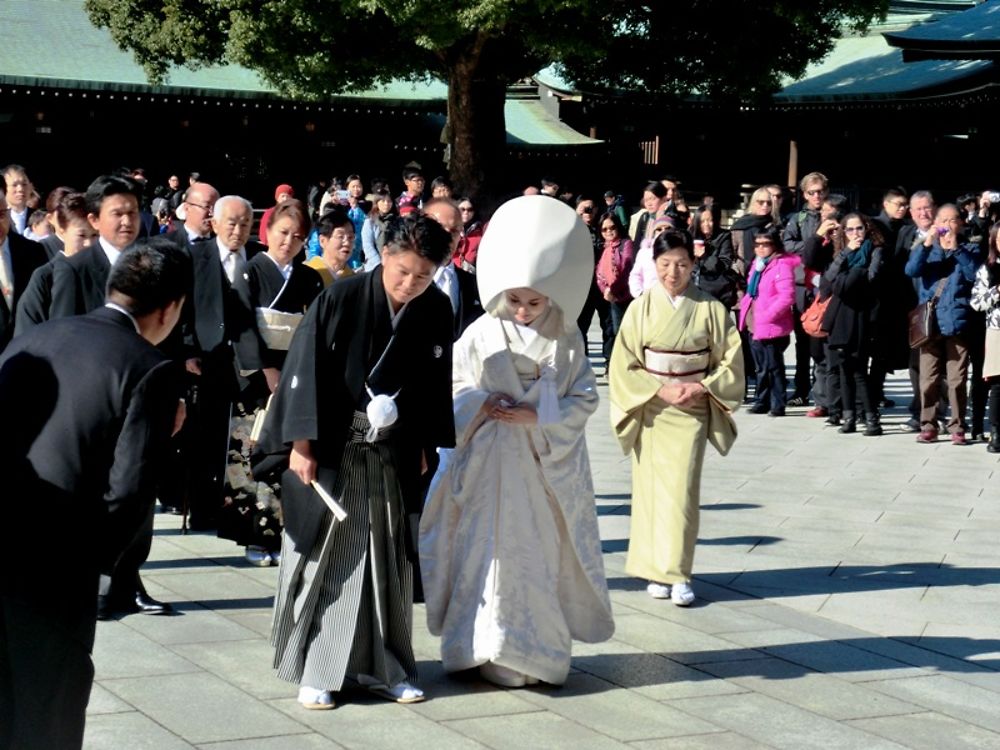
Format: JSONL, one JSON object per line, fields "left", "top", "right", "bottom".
{"left": 97, "top": 594, "right": 140, "bottom": 620}
{"left": 988, "top": 433, "right": 1000, "bottom": 454}
{"left": 135, "top": 592, "right": 173, "bottom": 615}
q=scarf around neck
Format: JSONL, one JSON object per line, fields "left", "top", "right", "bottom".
{"left": 747, "top": 255, "right": 773, "bottom": 299}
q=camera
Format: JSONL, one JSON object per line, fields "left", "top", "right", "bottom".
{"left": 986, "top": 191, "right": 1000, "bottom": 204}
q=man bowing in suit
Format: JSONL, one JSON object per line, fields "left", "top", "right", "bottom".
{"left": 0, "top": 237, "right": 190, "bottom": 750}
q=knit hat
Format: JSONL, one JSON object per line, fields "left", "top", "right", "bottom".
{"left": 274, "top": 184, "right": 294, "bottom": 200}
{"left": 651, "top": 215, "right": 675, "bottom": 233}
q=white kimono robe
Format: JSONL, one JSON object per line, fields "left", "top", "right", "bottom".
{"left": 419, "top": 309, "right": 614, "bottom": 685}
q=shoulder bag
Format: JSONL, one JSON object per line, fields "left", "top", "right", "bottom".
{"left": 907, "top": 277, "right": 948, "bottom": 349}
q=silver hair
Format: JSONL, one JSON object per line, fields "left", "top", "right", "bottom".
{"left": 213, "top": 194, "right": 253, "bottom": 215}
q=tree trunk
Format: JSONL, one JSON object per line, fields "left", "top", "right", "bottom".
{"left": 445, "top": 38, "right": 507, "bottom": 202}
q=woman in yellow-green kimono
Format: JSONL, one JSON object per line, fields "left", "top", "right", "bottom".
{"left": 608, "top": 229, "right": 744, "bottom": 607}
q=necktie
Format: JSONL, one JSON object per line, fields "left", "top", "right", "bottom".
{"left": 225, "top": 251, "right": 245, "bottom": 285}
{"left": 0, "top": 250, "right": 13, "bottom": 310}
{"left": 437, "top": 268, "right": 459, "bottom": 314}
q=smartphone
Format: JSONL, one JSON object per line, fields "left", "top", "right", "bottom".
{"left": 336, "top": 190, "right": 349, "bottom": 201}
{"left": 987, "top": 191, "right": 1000, "bottom": 203}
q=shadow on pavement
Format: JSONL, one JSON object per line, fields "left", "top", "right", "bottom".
{"left": 699, "top": 561, "right": 1000, "bottom": 596}
{"left": 564, "top": 635, "right": 1000, "bottom": 693}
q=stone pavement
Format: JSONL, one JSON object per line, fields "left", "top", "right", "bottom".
{"left": 84, "top": 355, "right": 1000, "bottom": 749}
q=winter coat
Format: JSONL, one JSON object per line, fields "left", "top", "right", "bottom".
{"left": 822, "top": 243, "right": 882, "bottom": 359}
{"left": 904, "top": 239, "right": 980, "bottom": 337}
{"left": 596, "top": 238, "right": 636, "bottom": 303}
{"left": 693, "top": 230, "right": 740, "bottom": 309}
{"left": 738, "top": 253, "right": 800, "bottom": 340}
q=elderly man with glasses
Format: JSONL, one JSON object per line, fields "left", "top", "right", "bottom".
{"left": 167, "top": 181, "right": 220, "bottom": 251}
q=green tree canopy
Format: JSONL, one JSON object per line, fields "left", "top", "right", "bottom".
{"left": 85, "top": 0, "right": 888, "bottom": 194}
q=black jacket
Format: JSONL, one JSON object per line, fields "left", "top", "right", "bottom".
{"left": 0, "top": 307, "right": 180, "bottom": 641}
{"left": 0, "top": 232, "right": 48, "bottom": 352}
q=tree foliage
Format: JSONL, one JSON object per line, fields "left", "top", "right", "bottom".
{"left": 85, "top": 0, "right": 889, "bottom": 192}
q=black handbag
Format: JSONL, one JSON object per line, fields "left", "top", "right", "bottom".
{"left": 908, "top": 278, "right": 948, "bottom": 349}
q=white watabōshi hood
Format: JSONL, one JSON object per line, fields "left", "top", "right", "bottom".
{"left": 475, "top": 196, "right": 594, "bottom": 331}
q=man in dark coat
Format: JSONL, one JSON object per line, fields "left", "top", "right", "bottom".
{"left": 896, "top": 191, "right": 938, "bottom": 430}
{"left": 0, "top": 239, "right": 189, "bottom": 750}
{"left": 166, "top": 181, "right": 219, "bottom": 252}
{"left": 870, "top": 187, "right": 913, "bottom": 408}
{"left": 782, "top": 171, "right": 829, "bottom": 406}
{"left": 47, "top": 175, "right": 173, "bottom": 617}
{"left": 424, "top": 198, "right": 483, "bottom": 340}
{"left": 50, "top": 175, "right": 143, "bottom": 318}
{"left": 0, "top": 189, "right": 47, "bottom": 353}
{"left": 178, "top": 194, "right": 263, "bottom": 528}
{"left": 264, "top": 215, "right": 454, "bottom": 707}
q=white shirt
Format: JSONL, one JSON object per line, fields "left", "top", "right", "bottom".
{"left": 9, "top": 207, "right": 27, "bottom": 235}
{"left": 0, "top": 238, "right": 13, "bottom": 309}
{"left": 185, "top": 225, "right": 208, "bottom": 244}
{"left": 217, "top": 238, "right": 247, "bottom": 284}
{"left": 433, "top": 263, "right": 460, "bottom": 314}
{"left": 104, "top": 302, "right": 141, "bottom": 334}
{"left": 98, "top": 237, "right": 122, "bottom": 267}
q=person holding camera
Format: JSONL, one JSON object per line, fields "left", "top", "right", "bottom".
{"left": 905, "top": 204, "right": 981, "bottom": 444}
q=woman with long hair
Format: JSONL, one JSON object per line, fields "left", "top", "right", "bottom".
{"left": 821, "top": 213, "right": 884, "bottom": 435}
{"left": 361, "top": 188, "right": 396, "bottom": 271}
{"left": 595, "top": 211, "right": 636, "bottom": 358}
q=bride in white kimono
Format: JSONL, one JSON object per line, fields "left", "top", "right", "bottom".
{"left": 420, "top": 196, "right": 615, "bottom": 688}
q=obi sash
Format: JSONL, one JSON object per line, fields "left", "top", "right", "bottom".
{"left": 643, "top": 346, "right": 710, "bottom": 384}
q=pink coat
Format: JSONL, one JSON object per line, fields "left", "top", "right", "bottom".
{"left": 738, "top": 253, "right": 800, "bottom": 340}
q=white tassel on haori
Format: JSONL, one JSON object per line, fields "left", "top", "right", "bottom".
{"left": 365, "top": 386, "right": 401, "bottom": 442}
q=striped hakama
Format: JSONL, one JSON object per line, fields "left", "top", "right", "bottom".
{"left": 271, "top": 411, "right": 416, "bottom": 690}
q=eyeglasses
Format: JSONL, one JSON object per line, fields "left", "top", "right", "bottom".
{"left": 755, "top": 199, "right": 773, "bottom": 205}
{"left": 804, "top": 189, "right": 826, "bottom": 197}
{"left": 186, "top": 201, "right": 213, "bottom": 213}
{"left": 844, "top": 226, "right": 865, "bottom": 234}
{"left": 601, "top": 226, "right": 617, "bottom": 233}
{"left": 459, "top": 206, "right": 474, "bottom": 212}
{"left": 754, "top": 241, "right": 774, "bottom": 247}
{"left": 888, "top": 201, "right": 908, "bottom": 210}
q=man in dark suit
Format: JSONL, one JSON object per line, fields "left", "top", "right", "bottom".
{"left": 0, "top": 238, "right": 190, "bottom": 750}
{"left": 424, "top": 198, "right": 483, "bottom": 339}
{"left": 50, "top": 175, "right": 143, "bottom": 318}
{"left": 47, "top": 175, "right": 174, "bottom": 618}
{"left": 2, "top": 164, "right": 34, "bottom": 237}
{"left": 0, "top": 189, "right": 48, "bottom": 352}
{"left": 179, "top": 194, "right": 263, "bottom": 529}
{"left": 166, "top": 181, "right": 219, "bottom": 252}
